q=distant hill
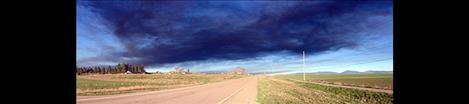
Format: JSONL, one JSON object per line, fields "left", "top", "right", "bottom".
{"left": 251, "top": 70, "right": 291, "bottom": 75}
{"left": 341, "top": 70, "right": 362, "bottom": 74}
{"left": 305, "top": 70, "right": 393, "bottom": 75}
{"left": 340, "top": 70, "right": 393, "bottom": 74}
{"left": 311, "top": 71, "right": 339, "bottom": 74}
{"left": 363, "top": 70, "right": 393, "bottom": 74}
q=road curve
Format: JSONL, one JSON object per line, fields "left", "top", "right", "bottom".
{"left": 77, "top": 77, "right": 258, "bottom": 104}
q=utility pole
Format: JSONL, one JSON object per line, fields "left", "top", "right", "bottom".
{"left": 303, "top": 50, "right": 306, "bottom": 81}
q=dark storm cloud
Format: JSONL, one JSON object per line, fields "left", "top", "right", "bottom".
{"left": 77, "top": 0, "right": 392, "bottom": 66}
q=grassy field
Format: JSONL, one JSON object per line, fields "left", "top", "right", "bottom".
{"left": 279, "top": 74, "right": 393, "bottom": 90}
{"left": 257, "top": 74, "right": 393, "bottom": 104}
{"left": 77, "top": 74, "right": 247, "bottom": 96}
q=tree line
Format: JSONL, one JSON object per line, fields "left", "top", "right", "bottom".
{"left": 76, "top": 63, "right": 145, "bottom": 75}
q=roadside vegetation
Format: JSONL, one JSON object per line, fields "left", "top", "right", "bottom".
{"left": 280, "top": 74, "right": 393, "bottom": 90}
{"left": 257, "top": 74, "right": 393, "bottom": 104}
{"left": 77, "top": 74, "right": 248, "bottom": 96}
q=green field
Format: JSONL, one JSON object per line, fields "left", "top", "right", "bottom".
{"left": 77, "top": 74, "right": 247, "bottom": 96}
{"left": 257, "top": 74, "right": 393, "bottom": 104}
{"left": 279, "top": 74, "right": 393, "bottom": 90}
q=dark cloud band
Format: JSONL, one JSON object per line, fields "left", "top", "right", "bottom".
{"left": 77, "top": 0, "right": 392, "bottom": 67}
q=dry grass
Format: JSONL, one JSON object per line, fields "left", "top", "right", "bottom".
{"left": 257, "top": 76, "right": 393, "bottom": 104}
{"left": 281, "top": 74, "right": 393, "bottom": 90}
{"left": 315, "top": 78, "right": 393, "bottom": 90}
{"left": 77, "top": 74, "right": 247, "bottom": 96}
{"left": 257, "top": 76, "right": 341, "bottom": 104}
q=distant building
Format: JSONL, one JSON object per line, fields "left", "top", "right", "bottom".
{"left": 175, "top": 67, "right": 185, "bottom": 73}
{"left": 229, "top": 67, "right": 246, "bottom": 74}
{"left": 124, "top": 70, "right": 132, "bottom": 74}
{"left": 169, "top": 67, "right": 191, "bottom": 74}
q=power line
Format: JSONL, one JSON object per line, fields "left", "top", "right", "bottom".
{"left": 303, "top": 50, "right": 306, "bottom": 81}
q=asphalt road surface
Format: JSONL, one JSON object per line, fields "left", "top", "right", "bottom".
{"left": 77, "top": 77, "right": 258, "bottom": 104}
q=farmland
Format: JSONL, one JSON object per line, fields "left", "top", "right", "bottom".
{"left": 257, "top": 74, "right": 393, "bottom": 104}
{"left": 77, "top": 74, "right": 247, "bottom": 96}
{"left": 279, "top": 74, "right": 393, "bottom": 90}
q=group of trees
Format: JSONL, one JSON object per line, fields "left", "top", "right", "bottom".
{"left": 76, "top": 63, "right": 145, "bottom": 75}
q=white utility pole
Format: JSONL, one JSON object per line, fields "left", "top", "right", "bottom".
{"left": 303, "top": 51, "right": 306, "bottom": 81}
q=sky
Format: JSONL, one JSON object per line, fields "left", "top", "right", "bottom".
{"left": 76, "top": 0, "right": 393, "bottom": 73}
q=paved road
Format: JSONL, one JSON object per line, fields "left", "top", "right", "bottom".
{"left": 77, "top": 77, "right": 258, "bottom": 104}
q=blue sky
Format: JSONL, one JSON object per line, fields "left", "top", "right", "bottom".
{"left": 77, "top": 0, "right": 393, "bottom": 73}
